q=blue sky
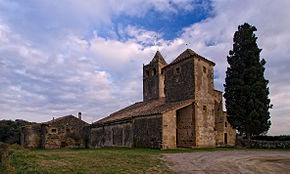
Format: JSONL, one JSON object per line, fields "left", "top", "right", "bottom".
{"left": 0, "top": 0, "right": 290, "bottom": 135}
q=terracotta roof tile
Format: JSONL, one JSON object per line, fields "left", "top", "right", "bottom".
{"left": 164, "top": 49, "right": 215, "bottom": 69}
{"left": 95, "top": 98, "right": 194, "bottom": 124}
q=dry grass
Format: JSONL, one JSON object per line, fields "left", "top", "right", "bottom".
{"left": 1, "top": 144, "right": 288, "bottom": 174}
{"left": 1, "top": 145, "right": 173, "bottom": 174}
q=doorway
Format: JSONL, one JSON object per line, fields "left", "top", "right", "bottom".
{"left": 224, "top": 133, "right": 228, "bottom": 145}
{"left": 61, "top": 142, "right": 67, "bottom": 148}
{"left": 176, "top": 105, "right": 195, "bottom": 148}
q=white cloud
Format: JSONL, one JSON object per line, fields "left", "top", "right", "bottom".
{"left": 0, "top": 0, "right": 289, "bottom": 135}
{"left": 170, "top": 0, "right": 290, "bottom": 135}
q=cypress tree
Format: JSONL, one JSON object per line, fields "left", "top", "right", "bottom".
{"left": 224, "top": 23, "right": 271, "bottom": 139}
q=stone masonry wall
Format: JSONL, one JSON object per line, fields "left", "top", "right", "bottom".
{"left": 194, "top": 57, "right": 216, "bottom": 148}
{"left": 133, "top": 115, "right": 162, "bottom": 149}
{"left": 162, "top": 110, "right": 177, "bottom": 149}
{"left": 43, "top": 117, "right": 88, "bottom": 149}
{"left": 213, "top": 90, "right": 236, "bottom": 146}
{"left": 89, "top": 115, "right": 162, "bottom": 149}
{"left": 213, "top": 90, "right": 225, "bottom": 146}
{"left": 20, "top": 124, "right": 41, "bottom": 148}
{"left": 237, "top": 137, "right": 290, "bottom": 149}
{"left": 89, "top": 122, "right": 133, "bottom": 148}
{"left": 224, "top": 112, "right": 236, "bottom": 146}
{"left": 176, "top": 104, "right": 196, "bottom": 148}
{"left": 143, "top": 61, "right": 166, "bottom": 102}
{"left": 164, "top": 58, "right": 195, "bottom": 102}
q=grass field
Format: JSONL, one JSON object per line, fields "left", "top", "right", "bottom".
{"left": 1, "top": 144, "right": 289, "bottom": 174}
{"left": 1, "top": 145, "right": 173, "bottom": 174}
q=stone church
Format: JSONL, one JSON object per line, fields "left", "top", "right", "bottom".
{"left": 89, "top": 49, "right": 236, "bottom": 149}
{"left": 21, "top": 49, "right": 236, "bottom": 149}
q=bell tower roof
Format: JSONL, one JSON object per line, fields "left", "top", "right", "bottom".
{"left": 150, "top": 51, "right": 167, "bottom": 65}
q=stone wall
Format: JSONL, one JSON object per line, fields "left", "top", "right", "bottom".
{"left": 213, "top": 90, "right": 224, "bottom": 146}
{"left": 143, "top": 63, "right": 160, "bottom": 101}
{"left": 20, "top": 124, "right": 41, "bottom": 148}
{"left": 42, "top": 117, "right": 88, "bottom": 149}
{"left": 162, "top": 110, "right": 176, "bottom": 149}
{"left": 237, "top": 138, "right": 290, "bottom": 149}
{"left": 164, "top": 58, "right": 195, "bottom": 102}
{"left": 176, "top": 104, "right": 196, "bottom": 148}
{"left": 89, "top": 121, "right": 133, "bottom": 148}
{"left": 224, "top": 113, "right": 236, "bottom": 146}
{"left": 213, "top": 89, "right": 236, "bottom": 147}
{"left": 143, "top": 62, "right": 166, "bottom": 102}
{"left": 89, "top": 115, "right": 162, "bottom": 149}
{"left": 21, "top": 116, "right": 89, "bottom": 149}
{"left": 133, "top": 115, "right": 162, "bottom": 149}
{"left": 194, "top": 57, "right": 216, "bottom": 148}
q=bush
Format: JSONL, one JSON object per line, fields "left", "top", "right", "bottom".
{"left": 0, "top": 119, "right": 35, "bottom": 144}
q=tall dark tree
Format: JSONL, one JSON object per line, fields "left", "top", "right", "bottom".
{"left": 224, "top": 23, "right": 271, "bottom": 139}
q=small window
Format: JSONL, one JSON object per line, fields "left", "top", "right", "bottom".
{"left": 203, "top": 66, "right": 207, "bottom": 73}
{"left": 151, "top": 68, "right": 157, "bottom": 76}
{"left": 66, "top": 128, "right": 70, "bottom": 133}
{"left": 174, "top": 66, "right": 181, "bottom": 75}
{"left": 225, "top": 122, "right": 228, "bottom": 128}
{"left": 146, "top": 70, "right": 150, "bottom": 77}
{"left": 51, "top": 128, "right": 57, "bottom": 133}
{"left": 203, "top": 105, "right": 207, "bottom": 112}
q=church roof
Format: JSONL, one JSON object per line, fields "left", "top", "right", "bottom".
{"left": 149, "top": 51, "right": 168, "bottom": 65}
{"left": 165, "top": 49, "right": 215, "bottom": 68}
{"left": 171, "top": 49, "right": 197, "bottom": 64}
{"left": 95, "top": 98, "right": 194, "bottom": 124}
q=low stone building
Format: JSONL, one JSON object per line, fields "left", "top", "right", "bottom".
{"left": 21, "top": 114, "right": 89, "bottom": 148}
{"left": 89, "top": 49, "right": 236, "bottom": 149}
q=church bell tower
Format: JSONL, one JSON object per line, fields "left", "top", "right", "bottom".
{"left": 143, "top": 51, "right": 167, "bottom": 102}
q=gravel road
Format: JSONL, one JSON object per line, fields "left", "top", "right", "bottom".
{"left": 162, "top": 150, "right": 290, "bottom": 174}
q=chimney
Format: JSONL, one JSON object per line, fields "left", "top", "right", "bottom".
{"left": 78, "top": 112, "right": 82, "bottom": 120}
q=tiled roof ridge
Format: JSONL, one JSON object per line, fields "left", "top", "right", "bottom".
{"left": 163, "top": 49, "right": 215, "bottom": 70}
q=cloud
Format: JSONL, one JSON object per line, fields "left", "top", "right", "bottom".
{"left": 171, "top": 0, "right": 290, "bottom": 135}
{"left": 0, "top": 22, "right": 160, "bottom": 123}
{"left": 0, "top": 0, "right": 289, "bottom": 135}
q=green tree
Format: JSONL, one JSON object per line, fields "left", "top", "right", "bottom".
{"left": 224, "top": 23, "right": 271, "bottom": 139}
{"left": 0, "top": 119, "right": 35, "bottom": 144}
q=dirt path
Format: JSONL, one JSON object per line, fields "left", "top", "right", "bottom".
{"left": 162, "top": 150, "right": 290, "bottom": 174}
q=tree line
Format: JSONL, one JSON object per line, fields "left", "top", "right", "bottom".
{"left": 0, "top": 119, "right": 35, "bottom": 144}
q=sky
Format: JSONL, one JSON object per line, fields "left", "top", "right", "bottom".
{"left": 0, "top": 0, "right": 289, "bottom": 135}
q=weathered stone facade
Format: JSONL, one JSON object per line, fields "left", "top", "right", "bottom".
{"left": 21, "top": 115, "right": 89, "bottom": 148}
{"left": 89, "top": 115, "right": 163, "bottom": 149}
{"left": 21, "top": 49, "right": 236, "bottom": 149}
{"left": 90, "top": 49, "right": 236, "bottom": 149}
